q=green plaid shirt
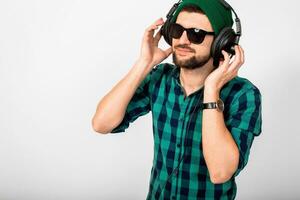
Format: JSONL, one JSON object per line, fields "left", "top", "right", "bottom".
{"left": 111, "top": 63, "right": 262, "bottom": 200}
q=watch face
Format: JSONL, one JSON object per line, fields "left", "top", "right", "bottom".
{"left": 216, "top": 99, "right": 224, "bottom": 112}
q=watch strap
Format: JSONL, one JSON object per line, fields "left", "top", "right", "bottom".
{"left": 202, "top": 99, "right": 224, "bottom": 112}
{"left": 202, "top": 102, "right": 217, "bottom": 109}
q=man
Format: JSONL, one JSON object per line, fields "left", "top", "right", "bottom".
{"left": 92, "top": 0, "right": 262, "bottom": 199}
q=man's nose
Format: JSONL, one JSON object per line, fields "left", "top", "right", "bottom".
{"left": 178, "top": 30, "right": 191, "bottom": 45}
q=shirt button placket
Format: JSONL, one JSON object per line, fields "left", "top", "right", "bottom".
{"left": 177, "top": 115, "right": 184, "bottom": 149}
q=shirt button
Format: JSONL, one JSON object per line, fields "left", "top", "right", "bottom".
{"left": 171, "top": 195, "right": 176, "bottom": 199}
{"left": 177, "top": 143, "right": 181, "bottom": 148}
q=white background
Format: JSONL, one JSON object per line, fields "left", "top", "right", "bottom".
{"left": 0, "top": 0, "right": 299, "bottom": 199}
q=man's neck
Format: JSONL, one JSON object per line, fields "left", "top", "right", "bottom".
{"left": 179, "top": 61, "right": 215, "bottom": 97}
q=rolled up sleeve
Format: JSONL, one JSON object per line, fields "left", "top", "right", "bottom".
{"left": 110, "top": 70, "right": 152, "bottom": 133}
{"left": 225, "top": 87, "right": 262, "bottom": 177}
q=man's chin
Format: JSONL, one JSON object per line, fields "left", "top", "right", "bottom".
{"left": 174, "top": 54, "right": 192, "bottom": 64}
{"left": 172, "top": 51, "right": 212, "bottom": 70}
{"left": 174, "top": 58, "right": 194, "bottom": 68}
{"left": 177, "top": 56, "right": 193, "bottom": 62}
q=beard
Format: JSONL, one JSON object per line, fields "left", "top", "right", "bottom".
{"left": 173, "top": 44, "right": 211, "bottom": 70}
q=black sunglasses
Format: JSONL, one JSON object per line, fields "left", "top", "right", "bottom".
{"left": 169, "top": 23, "right": 215, "bottom": 44}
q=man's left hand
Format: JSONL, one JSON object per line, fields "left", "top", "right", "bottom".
{"left": 204, "top": 45, "right": 245, "bottom": 93}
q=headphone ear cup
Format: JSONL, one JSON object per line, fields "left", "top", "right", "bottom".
{"left": 161, "top": 20, "right": 173, "bottom": 46}
{"left": 211, "top": 27, "right": 237, "bottom": 67}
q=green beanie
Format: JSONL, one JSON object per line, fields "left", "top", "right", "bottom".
{"left": 171, "top": 0, "right": 233, "bottom": 35}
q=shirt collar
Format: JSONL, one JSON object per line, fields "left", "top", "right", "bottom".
{"left": 170, "top": 64, "right": 180, "bottom": 84}
{"left": 171, "top": 65, "right": 180, "bottom": 80}
{"left": 170, "top": 64, "right": 204, "bottom": 100}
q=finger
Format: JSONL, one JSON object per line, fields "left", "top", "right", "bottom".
{"left": 236, "top": 45, "right": 244, "bottom": 71}
{"left": 144, "top": 26, "right": 159, "bottom": 42}
{"left": 146, "top": 25, "right": 158, "bottom": 34}
{"left": 239, "top": 45, "right": 244, "bottom": 65}
{"left": 164, "top": 47, "right": 173, "bottom": 57}
{"left": 230, "top": 46, "right": 244, "bottom": 74}
{"left": 145, "top": 25, "right": 162, "bottom": 41}
{"left": 153, "top": 29, "right": 162, "bottom": 46}
{"left": 146, "top": 18, "right": 164, "bottom": 32}
{"left": 219, "top": 60, "right": 224, "bottom": 66}
{"left": 220, "top": 50, "right": 230, "bottom": 69}
{"left": 228, "top": 45, "right": 241, "bottom": 71}
{"left": 144, "top": 18, "right": 165, "bottom": 43}
{"left": 154, "top": 17, "right": 164, "bottom": 26}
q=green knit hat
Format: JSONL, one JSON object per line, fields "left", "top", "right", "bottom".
{"left": 171, "top": 0, "right": 233, "bottom": 35}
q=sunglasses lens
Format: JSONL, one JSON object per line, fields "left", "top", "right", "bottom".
{"left": 169, "top": 23, "right": 208, "bottom": 44}
{"left": 188, "top": 29, "right": 205, "bottom": 44}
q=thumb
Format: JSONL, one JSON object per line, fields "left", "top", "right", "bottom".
{"left": 164, "top": 47, "right": 173, "bottom": 57}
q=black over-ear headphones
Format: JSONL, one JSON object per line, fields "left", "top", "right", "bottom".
{"left": 160, "top": 0, "right": 242, "bottom": 67}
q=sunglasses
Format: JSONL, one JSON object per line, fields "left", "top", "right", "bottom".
{"left": 169, "top": 23, "right": 215, "bottom": 44}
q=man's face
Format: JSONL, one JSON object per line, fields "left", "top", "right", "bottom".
{"left": 172, "top": 11, "right": 214, "bottom": 70}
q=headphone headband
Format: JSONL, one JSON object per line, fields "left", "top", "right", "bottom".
{"left": 219, "top": 0, "right": 242, "bottom": 44}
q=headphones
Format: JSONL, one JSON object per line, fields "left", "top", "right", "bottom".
{"left": 160, "top": 0, "right": 242, "bottom": 67}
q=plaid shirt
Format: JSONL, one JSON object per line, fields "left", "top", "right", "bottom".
{"left": 110, "top": 63, "right": 262, "bottom": 200}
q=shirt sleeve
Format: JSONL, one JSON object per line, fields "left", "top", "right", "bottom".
{"left": 224, "top": 87, "right": 262, "bottom": 177}
{"left": 110, "top": 69, "right": 152, "bottom": 133}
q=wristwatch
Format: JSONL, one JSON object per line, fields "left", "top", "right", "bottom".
{"left": 202, "top": 99, "right": 224, "bottom": 112}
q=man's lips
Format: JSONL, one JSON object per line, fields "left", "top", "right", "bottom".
{"left": 176, "top": 47, "right": 194, "bottom": 55}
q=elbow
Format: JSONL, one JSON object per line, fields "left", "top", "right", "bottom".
{"left": 209, "top": 161, "right": 238, "bottom": 184}
{"left": 208, "top": 145, "right": 240, "bottom": 184}
{"left": 209, "top": 160, "right": 238, "bottom": 184}
{"left": 209, "top": 171, "right": 233, "bottom": 184}
{"left": 92, "top": 117, "right": 110, "bottom": 134}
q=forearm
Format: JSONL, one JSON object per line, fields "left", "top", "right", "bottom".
{"left": 202, "top": 88, "right": 239, "bottom": 184}
{"left": 92, "top": 59, "right": 152, "bottom": 133}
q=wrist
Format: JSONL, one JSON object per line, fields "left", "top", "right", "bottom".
{"left": 136, "top": 57, "right": 152, "bottom": 67}
{"left": 203, "top": 87, "right": 220, "bottom": 103}
{"left": 133, "top": 59, "right": 151, "bottom": 73}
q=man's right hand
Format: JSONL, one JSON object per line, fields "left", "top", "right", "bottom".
{"left": 92, "top": 19, "right": 173, "bottom": 134}
{"left": 138, "top": 18, "right": 173, "bottom": 73}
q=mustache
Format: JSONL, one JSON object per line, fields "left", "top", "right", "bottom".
{"left": 174, "top": 44, "right": 195, "bottom": 53}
